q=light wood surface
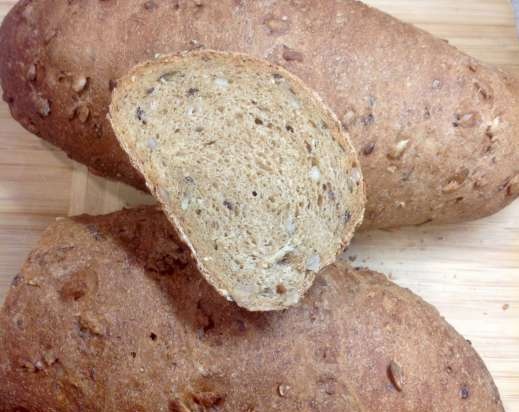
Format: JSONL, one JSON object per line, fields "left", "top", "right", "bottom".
{"left": 0, "top": 0, "right": 518, "bottom": 409}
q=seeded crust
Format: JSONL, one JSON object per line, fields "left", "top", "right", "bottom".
{"left": 0, "top": 206, "right": 504, "bottom": 411}
{"left": 1, "top": 0, "right": 519, "bottom": 229}
{"left": 109, "top": 51, "right": 365, "bottom": 311}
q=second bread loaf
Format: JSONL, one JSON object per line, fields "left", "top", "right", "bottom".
{"left": 0, "top": 206, "right": 504, "bottom": 412}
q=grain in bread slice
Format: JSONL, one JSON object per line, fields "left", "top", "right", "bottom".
{"left": 109, "top": 51, "right": 365, "bottom": 311}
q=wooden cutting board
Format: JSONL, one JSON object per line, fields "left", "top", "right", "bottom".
{"left": 1, "top": 0, "right": 518, "bottom": 409}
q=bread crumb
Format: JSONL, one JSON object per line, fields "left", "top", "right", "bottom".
{"left": 181, "top": 197, "right": 190, "bottom": 210}
{"left": 351, "top": 167, "right": 362, "bottom": 184}
{"left": 306, "top": 254, "right": 320, "bottom": 272}
{"left": 308, "top": 166, "right": 321, "bottom": 182}
{"left": 214, "top": 78, "right": 229, "bottom": 88}
{"left": 158, "top": 188, "right": 169, "bottom": 202}
{"left": 147, "top": 137, "right": 158, "bottom": 150}
{"left": 286, "top": 217, "right": 296, "bottom": 235}
{"left": 288, "top": 96, "right": 301, "bottom": 110}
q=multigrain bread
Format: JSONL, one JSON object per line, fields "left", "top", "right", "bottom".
{"left": 1, "top": 0, "right": 519, "bottom": 229}
{"left": 109, "top": 51, "right": 365, "bottom": 311}
{"left": 0, "top": 206, "right": 504, "bottom": 411}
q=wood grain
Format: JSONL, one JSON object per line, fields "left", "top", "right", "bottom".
{"left": 0, "top": 0, "right": 518, "bottom": 410}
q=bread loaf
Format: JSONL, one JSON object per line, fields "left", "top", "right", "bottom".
{"left": 109, "top": 50, "right": 365, "bottom": 310}
{"left": 0, "top": 206, "right": 504, "bottom": 411}
{"left": 1, "top": 0, "right": 519, "bottom": 229}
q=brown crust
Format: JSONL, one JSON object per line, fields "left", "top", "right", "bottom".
{"left": 0, "top": 206, "right": 504, "bottom": 411}
{"left": 109, "top": 50, "right": 366, "bottom": 311}
{"left": 1, "top": 0, "right": 519, "bottom": 229}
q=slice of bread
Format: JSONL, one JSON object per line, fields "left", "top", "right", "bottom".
{"left": 109, "top": 51, "right": 365, "bottom": 311}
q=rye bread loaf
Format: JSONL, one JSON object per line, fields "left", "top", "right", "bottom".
{"left": 0, "top": 206, "right": 504, "bottom": 411}
{"left": 109, "top": 51, "right": 365, "bottom": 311}
{"left": 1, "top": 0, "right": 519, "bottom": 229}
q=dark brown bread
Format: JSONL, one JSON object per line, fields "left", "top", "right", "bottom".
{"left": 1, "top": 0, "right": 519, "bottom": 229}
{"left": 0, "top": 206, "right": 504, "bottom": 411}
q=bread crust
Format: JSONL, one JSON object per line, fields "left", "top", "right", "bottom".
{"left": 109, "top": 50, "right": 365, "bottom": 311}
{"left": 1, "top": 0, "right": 519, "bottom": 229}
{"left": 0, "top": 206, "right": 504, "bottom": 411}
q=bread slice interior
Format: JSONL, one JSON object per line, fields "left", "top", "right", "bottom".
{"left": 110, "top": 51, "right": 365, "bottom": 310}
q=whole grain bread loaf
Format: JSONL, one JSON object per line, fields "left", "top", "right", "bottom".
{"left": 0, "top": 206, "right": 504, "bottom": 411}
{"left": 1, "top": 0, "right": 519, "bottom": 229}
{"left": 109, "top": 50, "right": 365, "bottom": 310}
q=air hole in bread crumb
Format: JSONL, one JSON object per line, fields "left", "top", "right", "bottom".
{"left": 158, "top": 71, "right": 178, "bottom": 82}
{"left": 252, "top": 191, "right": 258, "bottom": 197}
{"left": 286, "top": 125, "right": 294, "bottom": 132}
{"left": 130, "top": 351, "right": 137, "bottom": 358}
{"left": 149, "top": 332, "right": 157, "bottom": 341}
{"left": 223, "top": 200, "right": 233, "bottom": 210}
{"left": 255, "top": 117, "right": 263, "bottom": 125}
{"left": 136, "top": 107, "right": 147, "bottom": 125}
